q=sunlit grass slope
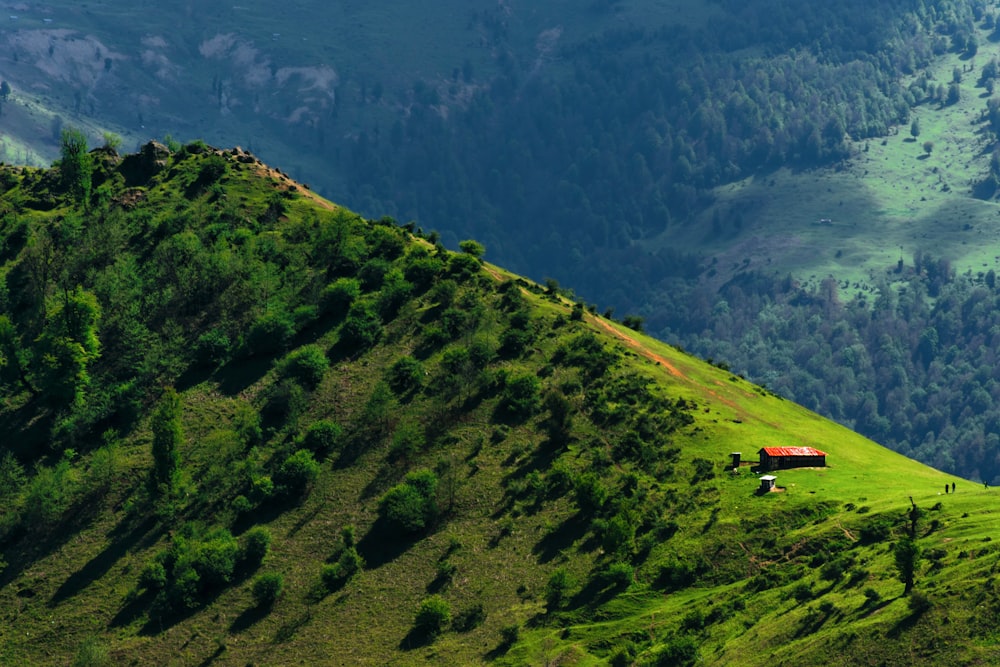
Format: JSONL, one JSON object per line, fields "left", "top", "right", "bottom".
{"left": 0, "top": 144, "right": 995, "bottom": 666}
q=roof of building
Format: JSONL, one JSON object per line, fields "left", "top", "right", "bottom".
{"left": 759, "top": 446, "right": 827, "bottom": 458}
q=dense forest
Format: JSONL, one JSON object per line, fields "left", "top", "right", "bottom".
{"left": 339, "top": 0, "right": 978, "bottom": 296}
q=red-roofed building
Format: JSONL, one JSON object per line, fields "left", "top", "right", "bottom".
{"left": 758, "top": 446, "right": 827, "bottom": 471}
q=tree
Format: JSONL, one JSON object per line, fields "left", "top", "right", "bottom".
{"left": 458, "top": 239, "right": 485, "bottom": 259}
{"left": 922, "top": 140, "right": 934, "bottom": 156}
{"left": 894, "top": 537, "right": 921, "bottom": 595}
{"left": 151, "top": 387, "right": 182, "bottom": 495}
{"left": 37, "top": 287, "right": 102, "bottom": 406}
{"left": 947, "top": 83, "right": 961, "bottom": 105}
{"left": 379, "top": 469, "right": 439, "bottom": 532}
{"left": 59, "top": 127, "right": 93, "bottom": 203}
{"left": 0, "top": 81, "right": 10, "bottom": 101}
{"left": 909, "top": 118, "right": 920, "bottom": 139}
{"left": 251, "top": 573, "right": 283, "bottom": 607}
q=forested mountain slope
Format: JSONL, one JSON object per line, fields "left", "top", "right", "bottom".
{"left": 0, "top": 144, "right": 999, "bottom": 665}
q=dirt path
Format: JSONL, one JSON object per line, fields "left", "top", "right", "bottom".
{"left": 589, "top": 316, "right": 685, "bottom": 379}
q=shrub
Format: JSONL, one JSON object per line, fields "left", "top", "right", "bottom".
{"left": 500, "top": 623, "right": 520, "bottom": 646}
{"left": 792, "top": 582, "right": 813, "bottom": 602}
{"left": 650, "top": 634, "right": 698, "bottom": 666}
{"left": 359, "top": 258, "right": 391, "bottom": 290}
{"left": 459, "top": 239, "right": 485, "bottom": 258}
{"left": 321, "top": 277, "right": 361, "bottom": 316}
{"left": 389, "top": 421, "right": 425, "bottom": 462}
{"left": 275, "top": 449, "right": 320, "bottom": 497}
{"left": 379, "top": 469, "right": 439, "bottom": 533}
{"left": 252, "top": 573, "right": 283, "bottom": 607}
{"left": 71, "top": 636, "right": 111, "bottom": 667}
{"left": 192, "top": 530, "right": 239, "bottom": 589}
{"left": 376, "top": 269, "right": 413, "bottom": 319}
{"left": 388, "top": 356, "right": 424, "bottom": 394}
{"left": 246, "top": 312, "right": 296, "bottom": 356}
{"left": 655, "top": 559, "right": 697, "bottom": 592}
{"left": 341, "top": 301, "right": 382, "bottom": 350}
{"left": 240, "top": 526, "right": 272, "bottom": 567}
{"left": 603, "top": 561, "right": 634, "bottom": 589}
{"left": 453, "top": 603, "right": 486, "bottom": 632}
{"left": 414, "top": 595, "right": 451, "bottom": 639}
{"left": 545, "top": 567, "right": 572, "bottom": 609}
{"left": 301, "top": 420, "right": 343, "bottom": 455}
{"left": 139, "top": 560, "right": 168, "bottom": 591}
{"left": 499, "top": 373, "right": 541, "bottom": 420}
{"left": 427, "top": 279, "right": 457, "bottom": 307}
{"left": 260, "top": 380, "right": 307, "bottom": 426}
{"left": 574, "top": 473, "right": 608, "bottom": 513}
{"left": 278, "top": 345, "right": 328, "bottom": 389}
{"left": 403, "top": 255, "right": 443, "bottom": 290}
{"left": 448, "top": 253, "right": 481, "bottom": 280}
{"left": 337, "top": 546, "right": 365, "bottom": 580}
{"left": 499, "top": 327, "right": 533, "bottom": 357}
{"left": 195, "top": 329, "right": 231, "bottom": 367}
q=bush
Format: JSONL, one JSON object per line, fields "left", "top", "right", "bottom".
{"left": 260, "top": 380, "right": 307, "bottom": 426}
{"left": 500, "top": 623, "right": 520, "bottom": 646}
{"left": 341, "top": 301, "right": 382, "bottom": 350}
{"left": 192, "top": 530, "right": 239, "bottom": 589}
{"left": 252, "top": 573, "right": 283, "bottom": 607}
{"left": 379, "top": 469, "right": 438, "bottom": 533}
{"left": 389, "top": 421, "right": 425, "bottom": 462}
{"left": 414, "top": 595, "right": 451, "bottom": 639}
{"left": 321, "top": 277, "right": 361, "bottom": 316}
{"left": 649, "top": 634, "right": 698, "bottom": 666}
{"left": 275, "top": 449, "right": 320, "bottom": 497}
{"left": 603, "top": 561, "right": 634, "bottom": 589}
{"left": 301, "top": 420, "right": 343, "bottom": 455}
{"left": 574, "top": 473, "right": 608, "bottom": 513}
{"left": 388, "top": 356, "right": 424, "bottom": 393}
{"left": 545, "top": 567, "right": 572, "bottom": 609}
{"left": 453, "top": 603, "right": 486, "bottom": 632}
{"left": 246, "top": 312, "right": 296, "bottom": 356}
{"left": 278, "top": 345, "right": 328, "bottom": 389}
{"left": 195, "top": 329, "right": 231, "bottom": 367}
{"left": 71, "top": 636, "right": 111, "bottom": 667}
{"left": 792, "top": 582, "right": 813, "bottom": 602}
{"left": 139, "top": 560, "right": 168, "bottom": 591}
{"left": 240, "top": 526, "right": 272, "bottom": 567}
{"left": 499, "top": 373, "right": 541, "bottom": 420}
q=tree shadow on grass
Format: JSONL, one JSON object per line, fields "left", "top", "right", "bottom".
{"left": 49, "top": 514, "right": 159, "bottom": 605}
{"left": 215, "top": 354, "right": 275, "bottom": 397}
{"left": 229, "top": 604, "right": 271, "bottom": 633}
{"left": 887, "top": 596, "right": 930, "bottom": 637}
{"left": 0, "top": 488, "right": 110, "bottom": 595}
{"left": 398, "top": 627, "right": 437, "bottom": 651}
{"left": 567, "top": 575, "right": 628, "bottom": 610}
{"left": 110, "top": 588, "right": 156, "bottom": 628}
{"left": 356, "top": 518, "right": 420, "bottom": 570}
{"left": 532, "top": 513, "right": 590, "bottom": 564}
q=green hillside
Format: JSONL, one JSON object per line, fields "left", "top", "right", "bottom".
{"left": 0, "top": 143, "right": 996, "bottom": 666}
{"left": 9, "top": 0, "right": 1000, "bottom": 483}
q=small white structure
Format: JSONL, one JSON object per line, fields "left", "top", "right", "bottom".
{"left": 759, "top": 475, "right": 777, "bottom": 494}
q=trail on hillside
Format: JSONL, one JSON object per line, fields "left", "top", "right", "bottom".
{"left": 589, "top": 316, "right": 685, "bottom": 379}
